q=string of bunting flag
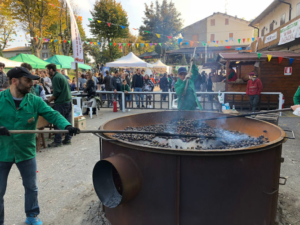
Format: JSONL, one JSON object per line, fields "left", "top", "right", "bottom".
{"left": 257, "top": 52, "right": 296, "bottom": 66}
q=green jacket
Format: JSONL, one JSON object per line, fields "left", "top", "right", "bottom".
{"left": 51, "top": 72, "right": 71, "bottom": 105}
{"left": 294, "top": 86, "right": 300, "bottom": 105}
{"left": 175, "top": 64, "right": 202, "bottom": 110}
{"left": 0, "top": 89, "right": 71, "bottom": 163}
{"left": 121, "top": 84, "right": 131, "bottom": 92}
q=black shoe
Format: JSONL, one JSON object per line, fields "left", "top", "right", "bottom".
{"left": 62, "top": 139, "right": 71, "bottom": 145}
{"left": 137, "top": 105, "right": 140, "bottom": 108}
{"left": 142, "top": 105, "right": 145, "bottom": 108}
{"left": 48, "top": 142, "right": 62, "bottom": 148}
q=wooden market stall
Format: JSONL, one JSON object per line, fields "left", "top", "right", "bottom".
{"left": 217, "top": 51, "right": 300, "bottom": 107}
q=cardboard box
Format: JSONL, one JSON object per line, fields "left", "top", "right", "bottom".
{"left": 74, "top": 116, "right": 86, "bottom": 130}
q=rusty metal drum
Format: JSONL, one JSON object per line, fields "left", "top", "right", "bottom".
{"left": 93, "top": 111, "right": 286, "bottom": 225}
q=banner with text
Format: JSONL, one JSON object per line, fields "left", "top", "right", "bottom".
{"left": 265, "top": 32, "right": 277, "bottom": 44}
{"left": 279, "top": 20, "right": 300, "bottom": 45}
{"left": 65, "top": 0, "right": 84, "bottom": 63}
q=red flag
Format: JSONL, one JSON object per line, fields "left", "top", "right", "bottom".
{"left": 225, "top": 46, "right": 231, "bottom": 49}
{"left": 107, "top": 23, "right": 111, "bottom": 27}
{"left": 113, "top": 42, "right": 116, "bottom": 46}
{"left": 133, "top": 28, "right": 137, "bottom": 30}
{"left": 35, "top": 37, "right": 37, "bottom": 41}
{"left": 167, "top": 36, "right": 172, "bottom": 39}
{"left": 127, "top": 43, "right": 131, "bottom": 47}
{"left": 216, "top": 40, "right": 219, "bottom": 44}
{"left": 243, "top": 38, "right": 245, "bottom": 43}
{"left": 90, "top": 42, "right": 93, "bottom": 45}
{"left": 278, "top": 57, "right": 283, "bottom": 64}
{"left": 64, "top": 40, "right": 66, "bottom": 43}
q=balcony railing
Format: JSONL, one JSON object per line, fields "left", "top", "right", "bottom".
{"left": 250, "top": 15, "right": 300, "bottom": 52}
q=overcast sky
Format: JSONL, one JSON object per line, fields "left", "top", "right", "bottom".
{"left": 9, "top": 0, "right": 274, "bottom": 48}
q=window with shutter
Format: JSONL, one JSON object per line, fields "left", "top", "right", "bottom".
{"left": 211, "top": 19, "right": 215, "bottom": 26}
{"left": 210, "top": 34, "right": 215, "bottom": 42}
{"left": 225, "top": 18, "right": 229, "bottom": 25}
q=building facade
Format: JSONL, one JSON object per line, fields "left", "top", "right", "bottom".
{"left": 181, "top": 12, "right": 254, "bottom": 48}
{"left": 3, "top": 43, "right": 52, "bottom": 59}
{"left": 250, "top": 0, "right": 300, "bottom": 52}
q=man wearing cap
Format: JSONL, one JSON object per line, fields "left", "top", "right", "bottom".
{"left": 246, "top": 72, "right": 263, "bottom": 113}
{"left": 175, "top": 62, "right": 202, "bottom": 110}
{"left": 0, "top": 67, "right": 80, "bottom": 225}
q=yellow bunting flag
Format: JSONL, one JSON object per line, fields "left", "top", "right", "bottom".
{"left": 59, "top": 40, "right": 62, "bottom": 43}
{"left": 171, "top": 42, "right": 173, "bottom": 45}
{"left": 190, "top": 41, "right": 194, "bottom": 46}
{"left": 137, "top": 43, "right": 139, "bottom": 47}
{"left": 267, "top": 54, "right": 272, "bottom": 62}
{"left": 50, "top": 39, "right": 53, "bottom": 42}
{"left": 97, "top": 20, "right": 101, "bottom": 23}
{"left": 247, "top": 38, "right": 250, "bottom": 42}
{"left": 221, "top": 40, "right": 223, "bottom": 44}
{"left": 215, "top": 45, "right": 218, "bottom": 47}
{"left": 156, "top": 34, "right": 161, "bottom": 38}
{"left": 145, "top": 43, "right": 148, "bottom": 47}
{"left": 94, "top": 42, "right": 97, "bottom": 45}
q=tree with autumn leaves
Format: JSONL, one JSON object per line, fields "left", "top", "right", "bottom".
{"left": 2, "top": 0, "right": 86, "bottom": 57}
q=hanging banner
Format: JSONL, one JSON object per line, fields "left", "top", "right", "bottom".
{"left": 65, "top": 0, "right": 84, "bottom": 63}
{"left": 279, "top": 20, "right": 300, "bottom": 45}
{"left": 265, "top": 32, "right": 277, "bottom": 44}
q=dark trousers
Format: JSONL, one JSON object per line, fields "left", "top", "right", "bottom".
{"left": 162, "top": 88, "right": 168, "bottom": 100}
{"left": 249, "top": 95, "right": 259, "bottom": 112}
{"left": 0, "top": 158, "right": 39, "bottom": 224}
{"left": 54, "top": 102, "right": 72, "bottom": 143}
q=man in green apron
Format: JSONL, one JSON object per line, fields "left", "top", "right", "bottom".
{"left": 175, "top": 63, "right": 202, "bottom": 110}
{"left": 0, "top": 67, "right": 80, "bottom": 225}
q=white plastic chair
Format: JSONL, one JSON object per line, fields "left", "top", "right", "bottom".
{"left": 82, "top": 98, "right": 98, "bottom": 119}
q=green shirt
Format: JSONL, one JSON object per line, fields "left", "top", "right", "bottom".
{"left": 294, "top": 86, "right": 300, "bottom": 105}
{"left": 175, "top": 64, "right": 202, "bottom": 111}
{"left": 0, "top": 89, "right": 71, "bottom": 163}
{"left": 121, "top": 84, "right": 131, "bottom": 92}
{"left": 51, "top": 72, "right": 71, "bottom": 104}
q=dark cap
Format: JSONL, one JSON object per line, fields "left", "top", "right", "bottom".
{"left": 7, "top": 67, "right": 40, "bottom": 80}
{"left": 178, "top": 67, "right": 187, "bottom": 75}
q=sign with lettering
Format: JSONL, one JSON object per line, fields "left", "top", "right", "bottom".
{"left": 284, "top": 67, "right": 292, "bottom": 75}
{"left": 279, "top": 20, "right": 300, "bottom": 45}
{"left": 265, "top": 32, "right": 277, "bottom": 43}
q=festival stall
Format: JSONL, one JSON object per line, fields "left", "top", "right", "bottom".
{"left": 45, "top": 55, "right": 91, "bottom": 70}
{"left": 0, "top": 56, "right": 22, "bottom": 68}
{"left": 9, "top": 53, "right": 49, "bottom": 69}
{"left": 152, "top": 59, "right": 171, "bottom": 74}
{"left": 106, "top": 52, "right": 153, "bottom": 68}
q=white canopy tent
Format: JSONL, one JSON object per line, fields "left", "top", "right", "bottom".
{"left": 106, "top": 52, "right": 153, "bottom": 68}
{"left": 0, "top": 56, "right": 22, "bottom": 68}
{"left": 152, "top": 59, "right": 168, "bottom": 68}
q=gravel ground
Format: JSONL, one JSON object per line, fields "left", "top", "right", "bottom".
{"left": 3, "top": 109, "right": 300, "bottom": 225}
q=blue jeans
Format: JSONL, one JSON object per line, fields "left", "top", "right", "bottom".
{"left": 0, "top": 158, "right": 39, "bottom": 224}
{"left": 134, "top": 87, "right": 144, "bottom": 106}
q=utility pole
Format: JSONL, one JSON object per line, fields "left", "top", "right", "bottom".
{"left": 225, "top": 0, "right": 228, "bottom": 14}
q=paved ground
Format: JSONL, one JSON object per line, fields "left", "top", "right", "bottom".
{"left": 3, "top": 109, "right": 300, "bottom": 225}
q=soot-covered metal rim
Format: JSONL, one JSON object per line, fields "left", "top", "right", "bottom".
{"left": 99, "top": 111, "right": 286, "bottom": 155}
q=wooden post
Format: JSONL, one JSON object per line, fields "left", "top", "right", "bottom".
{"left": 76, "top": 63, "right": 79, "bottom": 91}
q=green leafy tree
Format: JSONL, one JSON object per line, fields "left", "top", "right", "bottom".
{"left": 139, "top": 0, "right": 182, "bottom": 62}
{"left": 89, "top": 0, "right": 129, "bottom": 61}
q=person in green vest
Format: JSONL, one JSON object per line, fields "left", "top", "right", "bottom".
{"left": 175, "top": 62, "right": 202, "bottom": 110}
{"left": 46, "top": 63, "right": 73, "bottom": 147}
{"left": 0, "top": 67, "right": 80, "bottom": 225}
